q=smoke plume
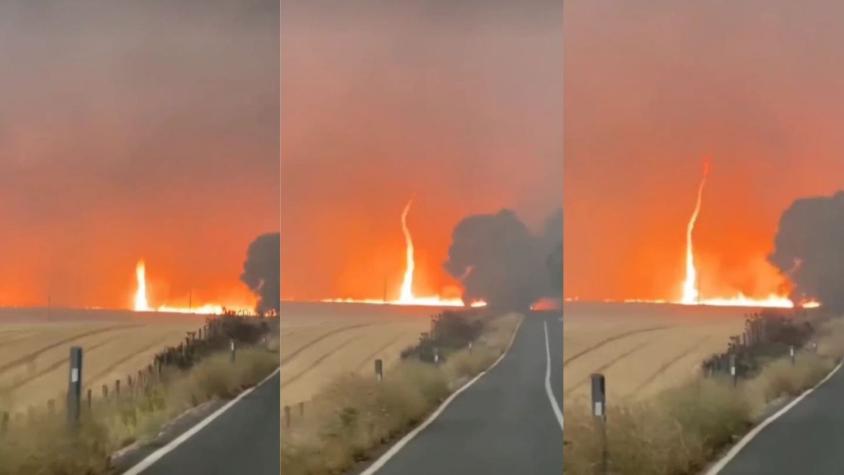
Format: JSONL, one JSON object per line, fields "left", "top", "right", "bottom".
{"left": 769, "top": 192, "right": 844, "bottom": 311}
{"left": 241, "top": 233, "right": 280, "bottom": 315}
{"left": 444, "top": 208, "right": 562, "bottom": 311}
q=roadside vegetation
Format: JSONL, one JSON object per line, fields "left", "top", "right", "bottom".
{"left": 0, "top": 317, "right": 279, "bottom": 475}
{"left": 280, "top": 310, "right": 522, "bottom": 475}
{"left": 564, "top": 313, "right": 844, "bottom": 475}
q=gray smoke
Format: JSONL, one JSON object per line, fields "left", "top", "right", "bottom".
{"left": 542, "top": 209, "right": 563, "bottom": 296}
{"left": 769, "top": 192, "right": 844, "bottom": 311}
{"left": 240, "top": 233, "right": 280, "bottom": 315}
{"left": 444, "top": 208, "right": 562, "bottom": 311}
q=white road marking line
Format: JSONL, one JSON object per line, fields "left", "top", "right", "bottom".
{"left": 544, "top": 319, "right": 564, "bottom": 431}
{"left": 122, "top": 367, "right": 281, "bottom": 475}
{"left": 360, "top": 315, "right": 525, "bottom": 475}
{"left": 705, "top": 361, "right": 844, "bottom": 475}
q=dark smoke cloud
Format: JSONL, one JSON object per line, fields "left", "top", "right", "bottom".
{"left": 241, "top": 233, "right": 280, "bottom": 315}
{"left": 769, "top": 192, "right": 844, "bottom": 311}
{"left": 444, "top": 208, "right": 562, "bottom": 311}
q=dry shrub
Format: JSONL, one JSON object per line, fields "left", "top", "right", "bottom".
{"left": 184, "top": 348, "right": 278, "bottom": 400}
{"left": 0, "top": 413, "right": 110, "bottom": 475}
{"left": 565, "top": 378, "right": 749, "bottom": 475}
{"left": 444, "top": 347, "right": 497, "bottom": 382}
{"left": 742, "top": 352, "right": 832, "bottom": 419}
{"left": 816, "top": 318, "right": 844, "bottom": 360}
{"left": 281, "top": 361, "right": 451, "bottom": 475}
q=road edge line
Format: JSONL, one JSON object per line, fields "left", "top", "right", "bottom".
{"left": 704, "top": 360, "right": 843, "bottom": 475}
{"left": 359, "top": 313, "right": 525, "bottom": 475}
{"left": 544, "top": 320, "right": 564, "bottom": 430}
{"left": 122, "top": 366, "right": 281, "bottom": 475}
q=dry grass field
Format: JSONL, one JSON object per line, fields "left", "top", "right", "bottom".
{"left": 280, "top": 302, "right": 434, "bottom": 405}
{"left": 0, "top": 308, "right": 205, "bottom": 413}
{"left": 563, "top": 302, "right": 748, "bottom": 403}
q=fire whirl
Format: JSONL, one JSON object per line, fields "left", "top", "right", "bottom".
{"left": 681, "top": 160, "right": 709, "bottom": 304}
{"left": 134, "top": 261, "right": 151, "bottom": 312}
{"left": 678, "top": 160, "right": 818, "bottom": 309}
{"left": 323, "top": 199, "right": 486, "bottom": 308}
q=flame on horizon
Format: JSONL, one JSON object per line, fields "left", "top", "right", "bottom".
{"left": 132, "top": 260, "right": 250, "bottom": 315}
{"left": 677, "top": 160, "right": 819, "bottom": 309}
{"left": 323, "top": 199, "right": 486, "bottom": 308}
{"left": 134, "top": 261, "right": 151, "bottom": 312}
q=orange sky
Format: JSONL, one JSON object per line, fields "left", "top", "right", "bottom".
{"left": 0, "top": 2, "right": 278, "bottom": 310}
{"left": 281, "top": 1, "right": 563, "bottom": 301}
{"left": 565, "top": 1, "right": 844, "bottom": 302}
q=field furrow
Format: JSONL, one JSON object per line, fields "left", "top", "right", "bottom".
{"left": 0, "top": 310, "right": 204, "bottom": 412}
{"left": 564, "top": 303, "right": 748, "bottom": 404}
{"left": 0, "top": 324, "right": 141, "bottom": 376}
{"left": 280, "top": 302, "right": 432, "bottom": 405}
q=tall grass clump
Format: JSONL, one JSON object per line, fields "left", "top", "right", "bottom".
{"left": 565, "top": 377, "right": 750, "bottom": 475}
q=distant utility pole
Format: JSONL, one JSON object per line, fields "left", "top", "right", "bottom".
{"left": 189, "top": 289, "right": 193, "bottom": 312}
{"left": 383, "top": 276, "right": 387, "bottom": 303}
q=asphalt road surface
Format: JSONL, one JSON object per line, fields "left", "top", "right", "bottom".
{"left": 716, "top": 364, "right": 844, "bottom": 475}
{"left": 125, "top": 371, "right": 280, "bottom": 475}
{"left": 360, "top": 311, "right": 563, "bottom": 475}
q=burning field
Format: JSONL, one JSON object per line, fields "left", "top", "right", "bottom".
{"left": 0, "top": 247, "right": 272, "bottom": 415}
{"left": 0, "top": 308, "right": 204, "bottom": 414}
{"left": 564, "top": 161, "right": 821, "bottom": 403}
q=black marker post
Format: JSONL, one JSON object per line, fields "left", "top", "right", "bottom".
{"left": 591, "top": 373, "right": 607, "bottom": 475}
{"left": 67, "top": 347, "right": 83, "bottom": 429}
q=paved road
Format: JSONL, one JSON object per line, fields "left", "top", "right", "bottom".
{"left": 361, "top": 311, "right": 563, "bottom": 475}
{"left": 126, "top": 371, "right": 280, "bottom": 475}
{"left": 717, "top": 364, "right": 844, "bottom": 475}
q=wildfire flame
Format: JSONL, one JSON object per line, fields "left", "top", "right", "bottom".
{"left": 132, "top": 260, "right": 251, "bottom": 315}
{"left": 323, "top": 199, "right": 486, "bottom": 308}
{"left": 134, "top": 261, "right": 151, "bottom": 312}
{"left": 399, "top": 201, "right": 416, "bottom": 302}
{"left": 681, "top": 161, "right": 709, "bottom": 304}
{"left": 677, "top": 160, "right": 819, "bottom": 309}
